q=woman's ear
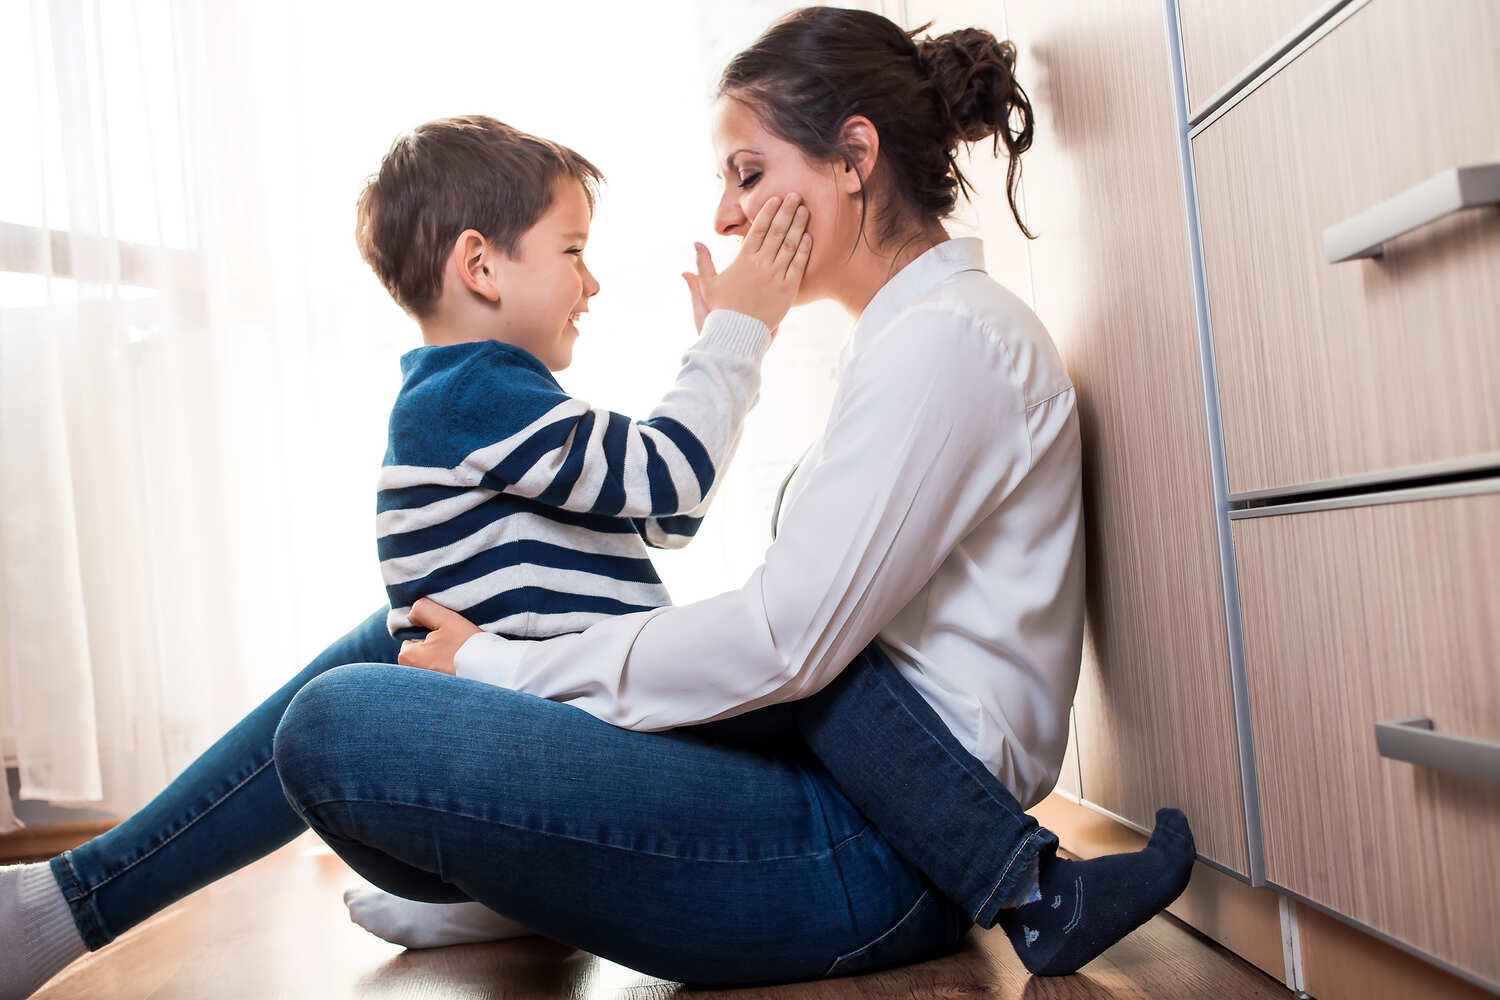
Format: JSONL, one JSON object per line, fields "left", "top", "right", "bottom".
{"left": 835, "top": 115, "right": 880, "bottom": 195}
{"left": 451, "top": 229, "right": 502, "bottom": 304}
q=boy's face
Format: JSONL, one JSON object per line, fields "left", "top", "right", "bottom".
{"left": 494, "top": 177, "right": 599, "bottom": 371}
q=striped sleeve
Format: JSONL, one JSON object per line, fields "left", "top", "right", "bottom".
{"left": 381, "top": 310, "right": 770, "bottom": 522}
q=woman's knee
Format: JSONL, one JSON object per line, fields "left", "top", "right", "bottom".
{"left": 272, "top": 663, "right": 385, "bottom": 802}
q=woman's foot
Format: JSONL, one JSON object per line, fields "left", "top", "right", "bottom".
{"left": 343, "top": 886, "right": 535, "bottom": 949}
{"left": 998, "top": 808, "right": 1196, "bottom": 976}
{"left": 0, "top": 861, "right": 88, "bottom": 1000}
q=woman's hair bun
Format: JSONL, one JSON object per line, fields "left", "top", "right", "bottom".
{"left": 915, "top": 27, "right": 1033, "bottom": 155}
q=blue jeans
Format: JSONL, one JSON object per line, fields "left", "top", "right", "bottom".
{"left": 797, "top": 642, "right": 1057, "bottom": 927}
{"left": 51, "top": 607, "right": 1043, "bottom": 984}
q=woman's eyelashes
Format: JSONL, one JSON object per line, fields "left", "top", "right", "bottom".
{"left": 736, "top": 171, "right": 761, "bottom": 189}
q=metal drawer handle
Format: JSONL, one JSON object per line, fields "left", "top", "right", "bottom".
{"left": 1324, "top": 163, "right": 1500, "bottom": 263}
{"left": 1374, "top": 715, "right": 1500, "bottom": 784}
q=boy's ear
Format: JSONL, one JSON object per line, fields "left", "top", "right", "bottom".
{"left": 451, "top": 229, "right": 503, "bottom": 304}
{"left": 834, "top": 116, "right": 879, "bottom": 196}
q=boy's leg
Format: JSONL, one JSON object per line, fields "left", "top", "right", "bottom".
{"left": 343, "top": 887, "right": 535, "bottom": 948}
{"left": 796, "top": 642, "right": 1196, "bottom": 976}
{"left": 794, "top": 642, "right": 1055, "bottom": 927}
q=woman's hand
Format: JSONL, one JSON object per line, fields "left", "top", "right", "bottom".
{"left": 397, "top": 598, "right": 481, "bottom": 675}
{"left": 682, "top": 194, "right": 811, "bottom": 334}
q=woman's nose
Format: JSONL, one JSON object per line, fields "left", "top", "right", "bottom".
{"left": 714, "top": 193, "right": 747, "bottom": 237}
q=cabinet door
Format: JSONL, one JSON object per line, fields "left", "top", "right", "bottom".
{"left": 998, "top": 0, "right": 1249, "bottom": 873}
{"left": 1177, "top": 0, "right": 1327, "bottom": 110}
{"left": 1235, "top": 490, "right": 1500, "bottom": 986}
{"left": 1192, "top": 0, "right": 1500, "bottom": 496}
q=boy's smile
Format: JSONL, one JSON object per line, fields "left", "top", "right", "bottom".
{"left": 490, "top": 177, "right": 600, "bottom": 371}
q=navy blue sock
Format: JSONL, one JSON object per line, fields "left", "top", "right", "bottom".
{"left": 997, "top": 807, "right": 1195, "bottom": 976}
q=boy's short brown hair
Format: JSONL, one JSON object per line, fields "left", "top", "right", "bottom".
{"left": 355, "top": 115, "right": 603, "bottom": 319}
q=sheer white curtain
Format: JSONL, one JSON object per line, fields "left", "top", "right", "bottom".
{"left": 0, "top": 0, "right": 285, "bottom": 831}
{"left": 1, "top": 0, "right": 855, "bottom": 833}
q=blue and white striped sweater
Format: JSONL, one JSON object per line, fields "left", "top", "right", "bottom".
{"left": 377, "top": 313, "right": 770, "bottom": 640}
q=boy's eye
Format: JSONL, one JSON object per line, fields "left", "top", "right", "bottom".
{"left": 737, "top": 172, "right": 761, "bottom": 190}
{"left": 566, "top": 248, "right": 584, "bottom": 255}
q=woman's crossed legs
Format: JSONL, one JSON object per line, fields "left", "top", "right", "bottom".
{"left": 271, "top": 662, "right": 967, "bottom": 986}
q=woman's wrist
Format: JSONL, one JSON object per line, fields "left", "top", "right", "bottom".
{"left": 452, "top": 631, "right": 523, "bottom": 687}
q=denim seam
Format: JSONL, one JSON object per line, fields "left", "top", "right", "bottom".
{"left": 872, "top": 667, "right": 1027, "bottom": 822}
{"left": 974, "top": 827, "right": 1047, "bottom": 922}
{"left": 297, "top": 796, "right": 853, "bottom": 864}
{"left": 829, "top": 826, "right": 871, "bottom": 854}
{"left": 798, "top": 768, "right": 862, "bottom": 943}
{"left": 54, "top": 851, "right": 105, "bottom": 947}
{"left": 84, "top": 754, "right": 277, "bottom": 893}
{"left": 824, "top": 887, "right": 934, "bottom": 977}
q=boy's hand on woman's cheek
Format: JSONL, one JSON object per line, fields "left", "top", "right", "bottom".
{"left": 686, "top": 194, "right": 812, "bottom": 334}
{"left": 397, "top": 598, "right": 481, "bottom": 675}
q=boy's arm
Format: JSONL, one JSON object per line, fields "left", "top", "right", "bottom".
{"left": 381, "top": 310, "right": 770, "bottom": 522}
{"left": 629, "top": 416, "right": 745, "bottom": 549}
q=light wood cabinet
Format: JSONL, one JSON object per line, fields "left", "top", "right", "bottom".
{"left": 1234, "top": 488, "right": 1500, "bottom": 983}
{"left": 989, "top": 0, "right": 1252, "bottom": 874}
{"left": 913, "top": 0, "right": 1499, "bottom": 987}
{"left": 1192, "top": 0, "right": 1500, "bottom": 496}
{"left": 1177, "top": 0, "right": 1326, "bottom": 110}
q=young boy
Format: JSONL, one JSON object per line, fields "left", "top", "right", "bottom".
{"left": 362, "top": 116, "right": 807, "bottom": 650}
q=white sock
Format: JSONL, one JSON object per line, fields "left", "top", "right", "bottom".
{"left": 0, "top": 862, "right": 88, "bottom": 1000}
{"left": 343, "top": 886, "right": 534, "bottom": 949}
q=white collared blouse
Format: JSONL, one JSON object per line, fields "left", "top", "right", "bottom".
{"left": 456, "top": 237, "right": 1085, "bottom": 808}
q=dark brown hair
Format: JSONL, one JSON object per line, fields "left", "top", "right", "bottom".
{"left": 719, "top": 8, "right": 1035, "bottom": 245}
{"left": 355, "top": 115, "right": 603, "bottom": 319}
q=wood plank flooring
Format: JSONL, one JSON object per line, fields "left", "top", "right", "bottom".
{"left": 34, "top": 834, "right": 1292, "bottom": 999}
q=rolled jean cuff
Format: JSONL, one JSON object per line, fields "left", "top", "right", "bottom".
{"left": 973, "top": 825, "right": 1057, "bottom": 928}
{"left": 51, "top": 851, "right": 108, "bottom": 951}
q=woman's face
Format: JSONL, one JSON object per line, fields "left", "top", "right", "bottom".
{"left": 711, "top": 97, "right": 853, "bottom": 304}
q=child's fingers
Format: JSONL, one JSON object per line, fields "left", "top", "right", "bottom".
{"left": 772, "top": 205, "right": 809, "bottom": 274}
{"left": 682, "top": 273, "right": 708, "bottom": 332}
{"left": 787, "top": 232, "right": 813, "bottom": 283}
{"left": 760, "top": 194, "right": 801, "bottom": 261}
{"left": 694, "top": 242, "right": 717, "bottom": 279}
{"left": 682, "top": 272, "right": 705, "bottom": 307}
{"left": 743, "top": 196, "right": 782, "bottom": 254}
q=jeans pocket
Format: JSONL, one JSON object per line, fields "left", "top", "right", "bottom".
{"left": 823, "top": 888, "right": 969, "bottom": 978}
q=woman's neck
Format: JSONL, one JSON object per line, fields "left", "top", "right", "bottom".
{"left": 832, "top": 220, "right": 952, "bottom": 319}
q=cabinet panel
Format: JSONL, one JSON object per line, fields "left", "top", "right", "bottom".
{"left": 1235, "top": 491, "right": 1500, "bottom": 986}
{"left": 1177, "top": 0, "right": 1326, "bottom": 111}
{"left": 1192, "top": 0, "right": 1500, "bottom": 495}
{"left": 1002, "top": 0, "right": 1248, "bottom": 872}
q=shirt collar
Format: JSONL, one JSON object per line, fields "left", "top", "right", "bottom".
{"left": 852, "top": 237, "right": 987, "bottom": 345}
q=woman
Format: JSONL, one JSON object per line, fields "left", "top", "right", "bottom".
{"left": 2, "top": 9, "right": 1193, "bottom": 995}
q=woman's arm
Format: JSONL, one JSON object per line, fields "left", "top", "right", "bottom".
{"left": 441, "top": 307, "right": 1031, "bottom": 728}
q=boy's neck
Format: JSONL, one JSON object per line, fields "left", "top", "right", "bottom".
{"left": 418, "top": 316, "right": 493, "bottom": 349}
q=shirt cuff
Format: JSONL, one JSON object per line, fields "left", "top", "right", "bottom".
{"left": 453, "top": 631, "right": 523, "bottom": 688}
{"left": 698, "top": 310, "right": 773, "bottom": 360}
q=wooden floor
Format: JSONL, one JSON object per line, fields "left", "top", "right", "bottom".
{"left": 34, "top": 834, "right": 1292, "bottom": 1000}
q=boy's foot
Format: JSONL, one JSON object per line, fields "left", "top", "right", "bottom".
{"left": 0, "top": 861, "right": 88, "bottom": 1000}
{"left": 998, "top": 807, "right": 1195, "bottom": 976}
{"left": 343, "top": 887, "right": 535, "bottom": 949}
